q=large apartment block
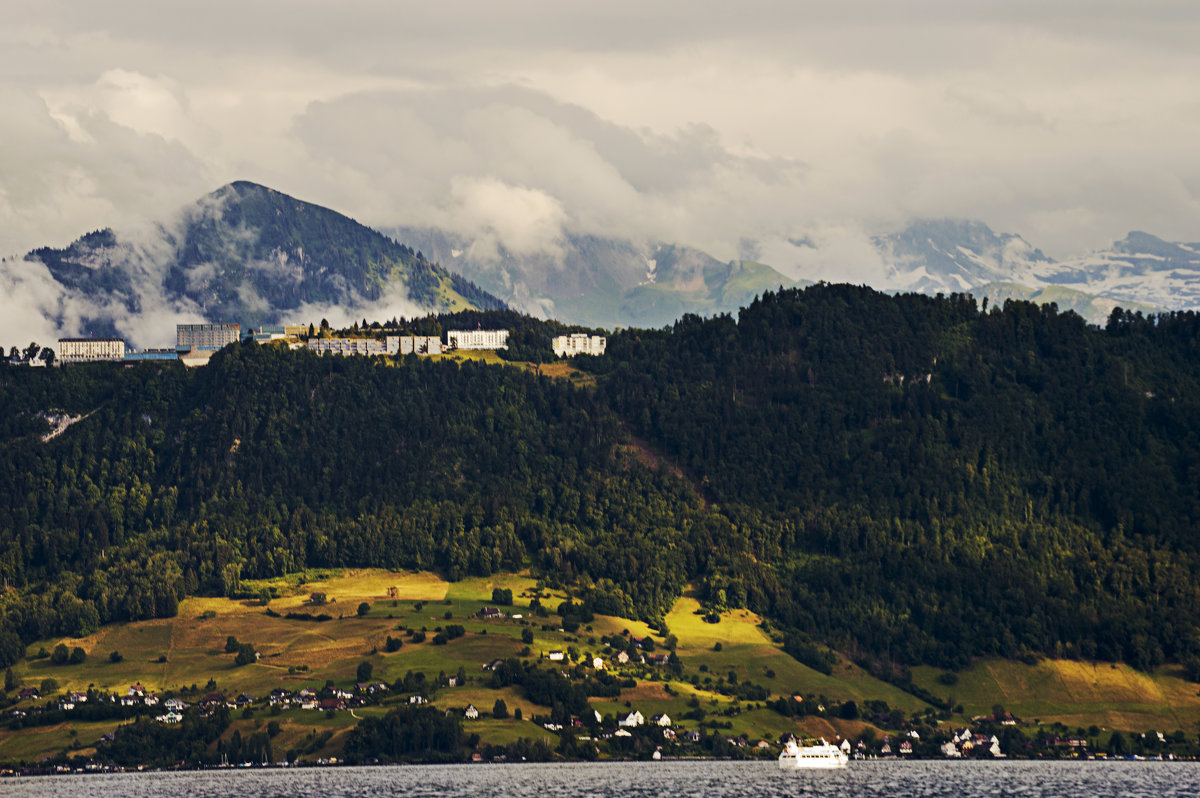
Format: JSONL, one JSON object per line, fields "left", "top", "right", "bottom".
{"left": 446, "top": 329, "right": 509, "bottom": 350}
{"left": 176, "top": 323, "right": 241, "bottom": 352}
{"left": 57, "top": 337, "right": 126, "bottom": 363}
{"left": 552, "top": 333, "right": 606, "bottom": 357}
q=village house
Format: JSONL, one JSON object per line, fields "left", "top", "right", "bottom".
{"left": 409, "top": 695, "right": 428, "bottom": 705}
{"left": 615, "top": 651, "right": 630, "bottom": 664}
{"left": 164, "top": 698, "right": 188, "bottom": 712}
{"left": 546, "top": 650, "right": 565, "bottom": 661}
{"left": 16, "top": 687, "right": 39, "bottom": 701}
{"left": 592, "top": 656, "right": 605, "bottom": 670}
{"left": 464, "top": 704, "right": 479, "bottom": 720}
{"left": 319, "top": 698, "right": 343, "bottom": 712}
{"left": 618, "top": 710, "right": 644, "bottom": 728}
{"left": 156, "top": 710, "right": 184, "bottom": 724}
{"left": 899, "top": 741, "right": 913, "bottom": 755}
{"left": 650, "top": 713, "right": 671, "bottom": 727}
{"left": 479, "top": 607, "right": 502, "bottom": 619}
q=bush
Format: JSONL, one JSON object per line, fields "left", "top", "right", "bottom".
{"left": 225, "top": 635, "right": 240, "bottom": 653}
{"left": 310, "top": 592, "right": 328, "bottom": 606}
{"left": 109, "top": 650, "right": 123, "bottom": 663}
{"left": 40, "top": 677, "right": 58, "bottom": 694}
{"left": 385, "top": 636, "right": 403, "bottom": 653}
{"left": 69, "top": 647, "right": 86, "bottom": 665}
{"left": 522, "top": 627, "right": 534, "bottom": 645}
{"left": 491, "top": 588, "right": 513, "bottom": 605}
{"left": 357, "top": 661, "right": 374, "bottom": 682}
{"left": 411, "top": 631, "right": 426, "bottom": 643}
{"left": 937, "top": 671, "right": 959, "bottom": 686}
{"left": 493, "top": 699, "right": 508, "bottom": 719}
{"left": 51, "top": 644, "right": 69, "bottom": 665}
{"left": 357, "top": 602, "right": 371, "bottom": 617}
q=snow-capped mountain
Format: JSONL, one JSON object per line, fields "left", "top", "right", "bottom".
{"left": 1035, "top": 232, "right": 1200, "bottom": 312}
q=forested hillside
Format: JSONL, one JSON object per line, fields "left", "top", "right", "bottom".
{"left": 589, "top": 286, "right": 1200, "bottom": 672}
{"left": 1, "top": 285, "right": 1199, "bottom": 678}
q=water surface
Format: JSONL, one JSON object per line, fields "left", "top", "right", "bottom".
{"left": 0, "top": 759, "right": 1195, "bottom": 797}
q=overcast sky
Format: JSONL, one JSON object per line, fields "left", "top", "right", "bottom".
{"left": 3, "top": 0, "right": 1200, "bottom": 272}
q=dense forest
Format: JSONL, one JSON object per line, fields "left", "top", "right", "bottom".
{"left": 1, "top": 285, "right": 1199, "bottom": 676}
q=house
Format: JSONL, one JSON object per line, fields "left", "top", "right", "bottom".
{"left": 482, "top": 659, "right": 505, "bottom": 671}
{"left": 156, "top": 711, "right": 184, "bottom": 724}
{"left": 330, "top": 688, "right": 353, "bottom": 700}
{"left": 648, "top": 654, "right": 669, "bottom": 666}
{"left": 164, "top": 698, "right": 188, "bottom": 712}
{"left": 592, "top": 657, "right": 605, "bottom": 670}
{"left": 68, "top": 692, "right": 88, "bottom": 703}
{"left": 447, "top": 676, "right": 461, "bottom": 687}
{"left": 552, "top": 334, "right": 606, "bottom": 358}
{"left": 616, "top": 651, "right": 630, "bottom": 664}
{"left": 480, "top": 607, "right": 502, "bottom": 619}
{"left": 988, "top": 736, "right": 1005, "bottom": 758}
{"left": 618, "top": 710, "right": 644, "bottom": 728}
{"left": 58, "top": 700, "right": 75, "bottom": 711}
{"left": 547, "top": 650, "right": 565, "bottom": 661}
{"left": 368, "top": 683, "right": 389, "bottom": 695}
{"left": 409, "top": 695, "right": 427, "bottom": 704}
{"left": 613, "top": 729, "right": 632, "bottom": 737}
{"left": 879, "top": 741, "right": 893, "bottom": 756}
{"left": 236, "top": 694, "right": 255, "bottom": 707}
{"left": 119, "top": 695, "right": 140, "bottom": 707}
{"left": 941, "top": 741, "right": 962, "bottom": 758}
{"left": 650, "top": 713, "right": 671, "bottom": 727}
{"left": 839, "top": 739, "right": 851, "bottom": 754}
{"left": 142, "top": 693, "right": 159, "bottom": 706}
{"left": 16, "top": 687, "right": 39, "bottom": 701}
{"left": 300, "top": 698, "right": 319, "bottom": 710}
{"left": 465, "top": 704, "right": 479, "bottom": 720}
{"left": 899, "top": 741, "right": 913, "bottom": 755}
{"left": 319, "top": 698, "right": 343, "bottom": 712}
{"left": 664, "top": 729, "right": 677, "bottom": 741}
{"left": 198, "top": 693, "right": 228, "bottom": 711}
{"left": 685, "top": 730, "right": 702, "bottom": 743}
{"left": 127, "top": 684, "right": 147, "bottom": 697}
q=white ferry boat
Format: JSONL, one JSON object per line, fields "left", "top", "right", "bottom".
{"left": 778, "top": 738, "right": 849, "bottom": 769}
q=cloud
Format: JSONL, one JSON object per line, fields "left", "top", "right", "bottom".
{"left": 2, "top": 0, "right": 1200, "bottom": 313}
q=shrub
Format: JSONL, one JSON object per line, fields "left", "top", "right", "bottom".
{"left": 234, "top": 643, "right": 257, "bottom": 666}
{"left": 51, "top": 644, "right": 69, "bottom": 665}
{"left": 109, "top": 650, "right": 123, "bottom": 663}
{"left": 69, "top": 647, "right": 86, "bottom": 665}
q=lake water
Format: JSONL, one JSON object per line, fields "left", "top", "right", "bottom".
{"left": 0, "top": 760, "right": 1196, "bottom": 797}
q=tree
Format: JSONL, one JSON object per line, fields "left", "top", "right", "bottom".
{"left": 51, "top": 643, "right": 69, "bottom": 665}
{"left": 23, "top": 342, "right": 40, "bottom": 362}
{"left": 521, "top": 627, "right": 534, "bottom": 645}
{"left": 310, "top": 592, "right": 328, "bottom": 606}
{"left": 357, "top": 602, "right": 371, "bottom": 617}
{"left": 69, "top": 646, "right": 86, "bottom": 665}
{"left": 491, "top": 587, "right": 513, "bottom": 605}
{"left": 109, "top": 650, "right": 123, "bottom": 663}
{"left": 40, "top": 677, "right": 58, "bottom": 694}
{"left": 3, "top": 668, "right": 14, "bottom": 692}
{"left": 234, "top": 642, "right": 257, "bottom": 666}
{"left": 225, "top": 635, "right": 240, "bottom": 653}
{"left": 492, "top": 699, "right": 508, "bottom": 719}
{"left": 357, "top": 661, "right": 374, "bottom": 683}
{"left": 39, "top": 348, "right": 55, "bottom": 366}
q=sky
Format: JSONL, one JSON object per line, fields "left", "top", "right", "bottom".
{"left": 3, "top": 0, "right": 1200, "bottom": 344}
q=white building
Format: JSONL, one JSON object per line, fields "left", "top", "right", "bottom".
{"left": 395, "top": 336, "right": 443, "bottom": 355}
{"left": 446, "top": 329, "right": 509, "bottom": 350}
{"left": 618, "top": 710, "right": 644, "bottom": 728}
{"left": 58, "top": 337, "right": 126, "bottom": 363}
{"left": 552, "top": 333, "right": 606, "bottom": 357}
{"left": 307, "top": 338, "right": 388, "bottom": 357}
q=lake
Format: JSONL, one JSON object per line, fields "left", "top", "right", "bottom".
{"left": 0, "top": 760, "right": 1196, "bottom": 797}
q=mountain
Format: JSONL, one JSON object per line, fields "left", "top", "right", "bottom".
{"left": 871, "top": 219, "right": 1195, "bottom": 321}
{"left": 873, "top": 218, "right": 1055, "bottom": 294}
{"left": 22, "top": 182, "right": 504, "bottom": 344}
{"left": 390, "top": 227, "right": 803, "bottom": 328}
{"left": 1036, "top": 231, "right": 1200, "bottom": 312}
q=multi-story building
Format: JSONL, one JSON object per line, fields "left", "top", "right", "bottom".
{"left": 552, "top": 333, "right": 606, "bottom": 357}
{"left": 123, "top": 349, "right": 179, "bottom": 363}
{"left": 396, "top": 336, "right": 443, "bottom": 355}
{"left": 176, "top": 323, "right": 240, "bottom": 352}
{"left": 307, "top": 338, "right": 388, "bottom": 357}
{"left": 57, "top": 337, "right": 126, "bottom": 363}
{"left": 446, "top": 329, "right": 509, "bottom": 350}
